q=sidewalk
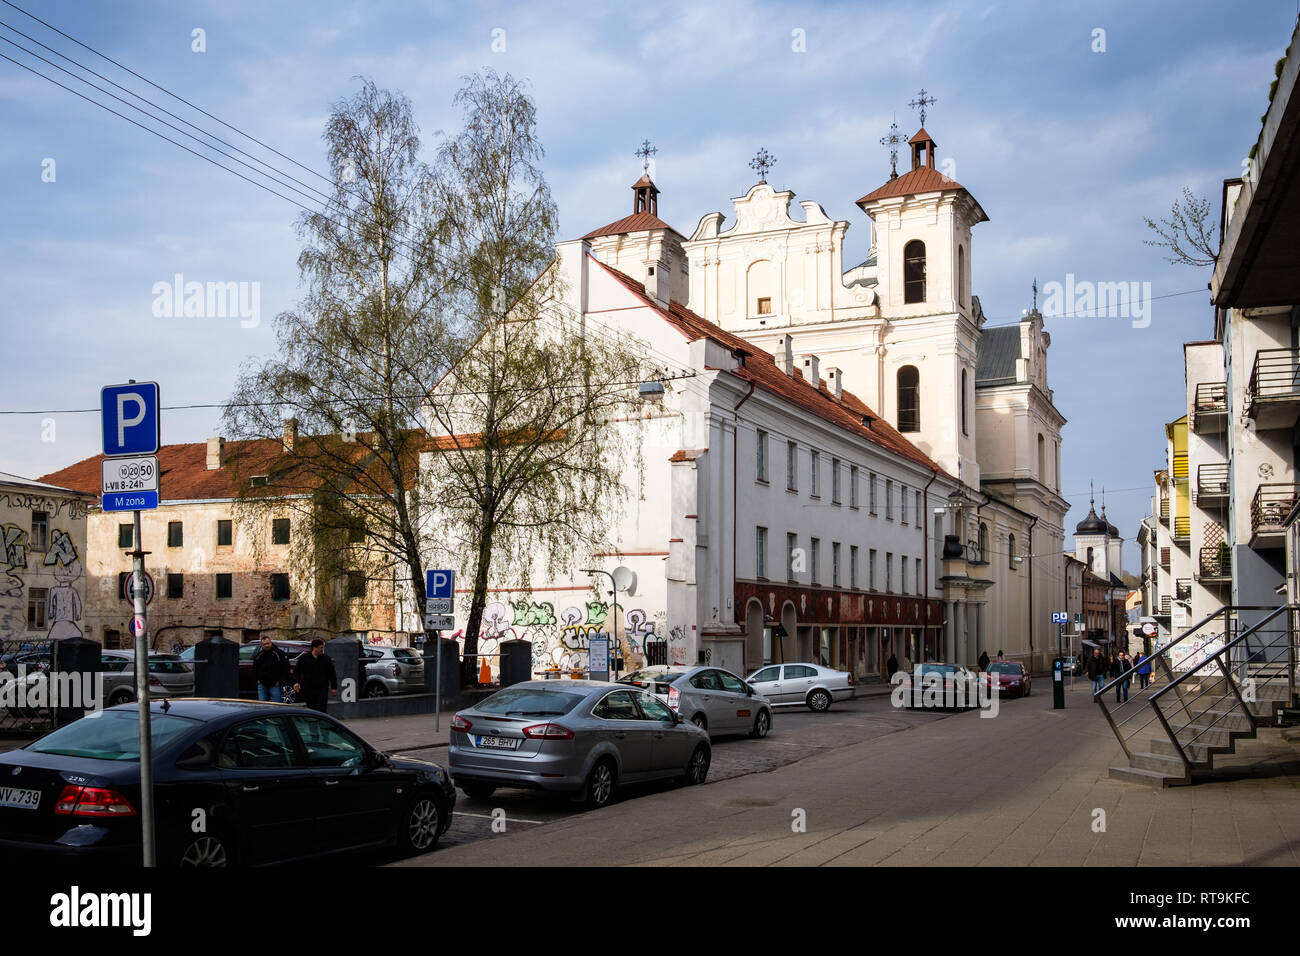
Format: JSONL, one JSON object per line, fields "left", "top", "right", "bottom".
{"left": 393, "top": 679, "right": 1300, "bottom": 867}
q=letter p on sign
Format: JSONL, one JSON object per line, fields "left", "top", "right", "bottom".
{"left": 102, "top": 382, "right": 161, "bottom": 456}
{"left": 427, "top": 570, "right": 455, "bottom": 600}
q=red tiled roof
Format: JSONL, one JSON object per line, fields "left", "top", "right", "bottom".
{"left": 593, "top": 257, "right": 950, "bottom": 478}
{"left": 908, "top": 127, "right": 935, "bottom": 145}
{"left": 856, "top": 164, "right": 967, "bottom": 205}
{"left": 582, "top": 211, "right": 681, "bottom": 240}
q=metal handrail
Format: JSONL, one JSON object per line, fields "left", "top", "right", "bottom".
{"left": 1248, "top": 348, "right": 1300, "bottom": 402}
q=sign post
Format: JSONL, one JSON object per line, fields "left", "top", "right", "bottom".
{"left": 426, "top": 570, "right": 454, "bottom": 732}
{"left": 102, "top": 381, "right": 160, "bottom": 868}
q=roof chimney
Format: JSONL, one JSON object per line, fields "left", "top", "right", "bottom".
{"left": 827, "top": 367, "right": 843, "bottom": 399}
{"left": 800, "top": 354, "right": 820, "bottom": 387}
{"left": 774, "top": 335, "right": 795, "bottom": 376}
{"left": 206, "top": 436, "right": 225, "bottom": 470}
{"left": 283, "top": 417, "right": 299, "bottom": 452}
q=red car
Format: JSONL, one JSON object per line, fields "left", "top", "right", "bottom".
{"left": 985, "top": 660, "right": 1031, "bottom": 698}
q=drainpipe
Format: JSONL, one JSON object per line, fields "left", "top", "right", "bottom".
{"left": 732, "top": 375, "right": 757, "bottom": 655}
{"left": 1027, "top": 514, "right": 1039, "bottom": 663}
{"left": 923, "top": 467, "right": 937, "bottom": 657}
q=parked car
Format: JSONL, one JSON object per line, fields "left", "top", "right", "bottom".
{"left": 0, "top": 699, "right": 455, "bottom": 865}
{"left": 448, "top": 680, "right": 710, "bottom": 809}
{"left": 1060, "top": 655, "right": 1082, "bottom": 676}
{"left": 617, "top": 665, "right": 773, "bottom": 738}
{"left": 896, "top": 662, "right": 983, "bottom": 710}
{"left": 744, "top": 662, "right": 854, "bottom": 711}
{"left": 359, "top": 645, "right": 425, "bottom": 697}
{"left": 986, "top": 660, "right": 1032, "bottom": 698}
{"left": 99, "top": 651, "right": 196, "bottom": 706}
{"left": 1, "top": 643, "right": 46, "bottom": 676}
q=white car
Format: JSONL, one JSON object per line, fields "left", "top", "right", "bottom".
{"left": 745, "top": 662, "right": 855, "bottom": 712}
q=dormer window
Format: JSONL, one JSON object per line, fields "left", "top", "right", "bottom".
{"left": 757, "top": 297, "right": 772, "bottom": 315}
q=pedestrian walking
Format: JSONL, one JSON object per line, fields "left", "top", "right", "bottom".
{"left": 251, "top": 635, "right": 291, "bottom": 702}
{"left": 1085, "top": 648, "right": 1106, "bottom": 696}
{"left": 978, "top": 650, "right": 990, "bottom": 672}
{"left": 887, "top": 653, "right": 898, "bottom": 680}
{"left": 1136, "top": 651, "right": 1153, "bottom": 689}
{"left": 1111, "top": 650, "right": 1133, "bottom": 703}
{"left": 996, "top": 649, "right": 1005, "bottom": 661}
{"left": 293, "top": 639, "right": 338, "bottom": 713}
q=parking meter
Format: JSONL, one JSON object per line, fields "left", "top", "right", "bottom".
{"left": 1053, "top": 658, "right": 1065, "bottom": 710}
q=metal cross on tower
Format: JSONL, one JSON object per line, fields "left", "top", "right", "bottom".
{"left": 909, "top": 88, "right": 937, "bottom": 126}
{"left": 749, "top": 147, "right": 777, "bottom": 183}
{"left": 879, "top": 117, "right": 904, "bottom": 179}
{"left": 635, "top": 139, "right": 658, "bottom": 174}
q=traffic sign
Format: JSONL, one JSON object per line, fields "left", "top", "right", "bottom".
{"left": 102, "top": 491, "right": 159, "bottom": 512}
{"left": 102, "top": 455, "right": 158, "bottom": 494}
{"left": 426, "top": 569, "right": 455, "bottom": 600}
{"left": 427, "top": 598, "right": 454, "bottom": 615}
{"left": 1051, "top": 611, "right": 1067, "bottom": 624}
{"left": 129, "top": 614, "right": 147, "bottom": 638}
{"left": 102, "top": 382, "right": 161, "bottom": 457}
{"left": 423, "top": 613, "right": 454, "bottom": 630}
{"left": 122, "top": 571, "right": 155, "bottom": 606}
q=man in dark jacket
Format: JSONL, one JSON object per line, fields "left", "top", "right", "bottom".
{"left": 1112, "top": 650, "right": 1133, "bottom": 703}
{"left": 1085, "top": 648, "right": 1105, "bottom": 696}
{"left": 251, "top": 636, "right": 290, "bottom": 702}
{"left": 887, "top": 653, "right": 898, "bottom": 680}
{"left": 978, "top": 650, "right": 990, "bottom": 672}
{"left": 293, "top": 640, "right": 338, "bottom": 713}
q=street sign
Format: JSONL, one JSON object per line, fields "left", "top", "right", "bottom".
{"left": 426, "top": 598, "right": 454, "bottom": 615}
{"left": 1051, "top": 611, "right": 1067, "bottom": 624}
{"left": 423, "top": 613, "right": 454, "bottom": 630}
{"left": 426, "top": 569, "right": 455, "bottom": 600}
{"left": 102, "top": 382, "right": 161, "bottom": 457}
{"left": 102, "top": 491, "right": 159, "bottom": 512}
{"left": 102, "top": 456, "right": 159, "bottom": 494}
{"left": 589, "top": 635, "right": 609, "bottom": 681}
{"left": 122, "top": 571, "right": 155, "bottom": 606}
{"left": 129, "top": 614, "right": 147, "bottom": 638}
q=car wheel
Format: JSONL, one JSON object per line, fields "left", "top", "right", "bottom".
{"left": 177, "top": 832, "right": 232, "bottom": 867}
{"left": 682, "top": 744, "right": 710, "bottom": 785}
{"left": 399, "top": 793, "right": 442, "bottom": 855}
{"left": 690, "top": 713, "right": 707, "bottom": 731}
{"left": 365, "top": 682, "right": 388, "bottom": 699}
{"left": 749, "top": 708, "right": 771, "bottom": 739}
{"left": 460, "top": 782, "right": 496, "bottom": 801}
{"left": 108, "top": 689, "right": 135, "bottom": 707}
{"left": 581, "top": 758, "right": 616, "bottom": 810}
{"left": 807, "top": 689, "right": 832, "bottom": 712}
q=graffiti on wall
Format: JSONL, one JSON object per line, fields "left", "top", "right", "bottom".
{"left": 0, "top": 524, "right": 83, "bottom": 640}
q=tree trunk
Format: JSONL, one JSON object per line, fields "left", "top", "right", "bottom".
{"left": 461, "top": 523, "right": 494, "bottom": 686}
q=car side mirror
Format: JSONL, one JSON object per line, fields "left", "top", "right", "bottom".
{"left": 672, "top": 711, "right": 683, "bottom": 725}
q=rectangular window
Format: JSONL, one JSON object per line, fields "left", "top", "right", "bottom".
{"left": 27, "top": 587, "right": 48, "bottom": 629}
{"left": 756, "top": 527, "right": 768, "bottom": 578}
{"left": 217, "top": 520, "right": 233, "bottom": 547}
{"left": 30, "top": 511, "right": 48, "bottom": 552}
{"left": 869, "top": 473, "right": 877, "bottom": 514}
{"left": 167, "top": 573, "right": 184, "bottom": 599}
{"left": 870, "top": 549, "right": 877, "bottom": 590}
{"left": 786, "top": 533, "right": 798, "bottom": 580}
{"left": 810, "top": 537, "right": 820, "bottom": 583}
{"left": 272, "top": 517, "right": 290, "bottom": 545}
{"left": 916, "top": 558, "right": 924, "bottom": 595}
{"left": 216, "top": 573, "right": 233, "bottom": 599}
{"left": 347, "top": 571, "right": 366, "bottom": 599}
{"left": 118, "top": 571, "right": 131, "bottom": 602}
{"left": 901, "top": 557, "right": 908, "bottom": 594}
{"left": 270, "top": 573, "right": 290, "bottom": 602}
{"left": 901, "top": 485, "right": 909, "bottom": 524}
{"left": 831, "top": 458, "right": 841, "bottom": 504}
{"left": 832, "top": 542, "right": 841, "bottom": 588}
{"left": 347, "top": 517, "right": 366, "bottom": 543}
{"left": 850, "top": 465, "right": 859, "bottom": 508}
{"left": 810, "top": 451, "right": 820, "bottom": 497}
{"left": 850, "top": 546, "right": 859, "bottom": 589}
{"left": 787, "top": 441, "right": 798, "bottom": 491}
{"left": 757, "top": 296, "right": 772, "bottom": 315}
{"left": 167, "top": 521, "right": 183, "bottom": 548}
{"left": 886, "top": 552, "right": 893, "bottom": 592}
{"left": 915, "top": 490, "right": 922, "bottom": 524}
{"left": 885, "top": 480, "right": 894, "bottom": 520}
{"left": 118, "top": 523, "right": 133, "bottom": 549}
{"left": 756, "top": 429, "right": 768, "bottom": 482}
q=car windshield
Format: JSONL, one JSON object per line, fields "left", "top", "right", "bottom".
{"left": 619, "top": 670, "right": 683, "bottom": 686}
{"left": 29, "top": 710, "right": 200, "bottom": 761}
{"left": 918, "top": 664, "right": 956, "bottom": 676}
{"left": 393, "top": 649, "right": 419, "bottom": 660}
{"left": 988, "top": 662, "right": 1021, "bottom": 674}
{"left": 475, "top": 687, "right": 585, "bottom": 717}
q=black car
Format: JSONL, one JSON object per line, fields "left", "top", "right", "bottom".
{"left": 0, "top": 699, "right": 455, "bottom": 866}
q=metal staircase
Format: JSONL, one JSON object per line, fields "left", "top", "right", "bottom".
{"left": 1097, "top": 605, "right": 1299, "bottom": 788}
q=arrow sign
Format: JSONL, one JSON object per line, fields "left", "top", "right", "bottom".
{"left": 423, "top": 613, "right": 454, "bottom": 630}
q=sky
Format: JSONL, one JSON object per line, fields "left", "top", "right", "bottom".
{"left": 1, "top": 0, "right": 1296, "bottom": 571}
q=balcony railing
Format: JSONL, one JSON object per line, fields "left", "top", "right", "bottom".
{"left": 1190, "top": 465, "right": 1222, "bottom": 509}
{"left": 1174, "top": 515, "right": 1191, "bottom": 539}
{"left": 1247, "top": 348, "right": 1300, "bottom": 419}
{"left": 1159, "top": 595, "right": 1171, "bottom": 615}
{"left": 1159, "top": 498, "right": 1170, "bottom": 523}
{"left": 1171, "top": 452, "right": 1189, "bottom": 481}
{"left": 1175, "top": 578, "right": 1192, "bottom": 601}
{"left": 1198, "top": 546, "right": 1231, "bottom": 581}
{"left": 1250, "top": 482, "right": 1300, "bottom": 542}
{"left": 1192, "top": 382, "right": 1228, "bottom": 433}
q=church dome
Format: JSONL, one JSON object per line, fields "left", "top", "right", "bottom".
{"left": 1075, "top": 506, "right": 1107, "bottom": 535}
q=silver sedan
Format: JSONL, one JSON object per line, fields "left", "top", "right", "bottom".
{"left": 617, "top": 665, "right": 773, "bottom": 739}
{"left": 745, "top": 662, "right": 855, "bottom": 712}
{"left": 448, "top": 680, "right": 711, "bottom": 810}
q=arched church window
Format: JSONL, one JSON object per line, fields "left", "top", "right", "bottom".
{"left": 978, "top": 523, "right": 989, "bottom": 563}
{"left": 1038, "top": 433, "right": 1046, "bottom": 481}
{"left": 961, "top": 369, "right": 969, "bottom": 436}
{"left": 958, "top": 245, "right": 966, "bottom": 307}
{"left": 1086, "top": 547, "right": 1095, "bottom": 571}
{"left": 897, "top": 365, "right": 920, "bottom": 433}
{"left": 1008, "top": 533, "right": 1017, "bottom": 569}
{"left": 904, "top": 240, "right": 926, "bottom": 304}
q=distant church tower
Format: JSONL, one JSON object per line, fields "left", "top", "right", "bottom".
{"left": 1074, "top": 485, "right": 1123, "bottom": 578}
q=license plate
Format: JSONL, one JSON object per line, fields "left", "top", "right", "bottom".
{"left": 0, "top": 787, "right": 40, "bottom": 810}
{"left": 475, "top": 735, "right": 520, "bottom": 750}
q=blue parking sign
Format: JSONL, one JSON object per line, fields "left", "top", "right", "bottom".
{"left": 426, "top": 569, "right": 455, "bottom": 599}
{"left": 102, "top": 383, "right": 160, "bottom": 456}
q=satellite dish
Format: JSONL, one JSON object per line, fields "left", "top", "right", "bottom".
{"left": 611, "top": 566, "right": 636, "bottom": 595}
